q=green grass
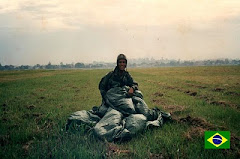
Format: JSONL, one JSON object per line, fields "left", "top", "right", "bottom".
{"left": 0, "top": 66, "right": 240, "bottom": 158}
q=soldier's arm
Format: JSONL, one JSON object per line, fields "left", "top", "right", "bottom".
{"left": 99, "top": 72, "right": 113, "bottom": 101}
{"left": 126, "top": 72, "right": 138, "bottom": 91}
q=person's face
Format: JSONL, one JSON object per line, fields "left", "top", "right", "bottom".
{"left": 118, "top": 59, "right": 126, "bottom": 71}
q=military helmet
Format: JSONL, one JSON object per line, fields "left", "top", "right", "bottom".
{"left": 117, "top": 54, "right": 127, "bottom": 66}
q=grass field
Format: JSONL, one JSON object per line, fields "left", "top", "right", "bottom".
{"left": 0, "top": 66, "right": 240, "bottom": 159}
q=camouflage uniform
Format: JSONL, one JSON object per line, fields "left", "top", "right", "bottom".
{"left": 99, "top": 66, "right": 138, "bottom": 102}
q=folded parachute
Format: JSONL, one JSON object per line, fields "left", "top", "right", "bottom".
{"left": 66, "top": 86, "right": 171, "bottom": 142}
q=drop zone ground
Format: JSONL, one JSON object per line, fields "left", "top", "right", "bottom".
{"left": 0, "top": 66, "right": 239, "bottom": 158}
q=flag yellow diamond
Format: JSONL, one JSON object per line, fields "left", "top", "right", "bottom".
{"left": 207, "top": 133, "right": 228, "bottom": 147}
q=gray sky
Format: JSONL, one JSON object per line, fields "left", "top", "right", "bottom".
{"left": 0, "top": 0, "right": 240, "bottom": 65}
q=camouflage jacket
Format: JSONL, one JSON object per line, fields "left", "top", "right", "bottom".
{"left": 99, "top": 66, "right": 138, "bottom": 101}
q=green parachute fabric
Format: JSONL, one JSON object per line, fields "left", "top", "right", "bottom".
{"left": 66, "top": 86, "right": 171, "bottom": 142}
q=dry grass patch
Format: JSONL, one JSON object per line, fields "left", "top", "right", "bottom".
{"left": 153, "top": 92, "right": 164, "bottom": 97}
{"left": 162, "top": 105, "right": 185, "bottom": 114}
{"left": 178, "top": 115, "right": 215, "bottom": 129}
{"left": 105, "top": 142, "right": 134, "bottom": 158}
{"left": 184, "top": 127, "right": 206, "bottom": 141}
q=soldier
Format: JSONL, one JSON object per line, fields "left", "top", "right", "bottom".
{"left": 99, "top": 54, "right": 138, "bottom": 103}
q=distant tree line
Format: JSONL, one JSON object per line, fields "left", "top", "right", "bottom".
{"left": 0, "top": 58, "right": 240, "bottom": 70}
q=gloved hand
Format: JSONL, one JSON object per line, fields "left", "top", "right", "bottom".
{"left": 128, "top": 87, "right": 134, "bottom": 97}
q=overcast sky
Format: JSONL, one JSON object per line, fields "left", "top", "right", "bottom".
{"left": 0, "top": 0, "right": 240, "bottom": 65}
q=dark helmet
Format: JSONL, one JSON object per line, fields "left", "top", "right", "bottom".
{"left": 117, "top": 54, "right": 127, "bottom": 66}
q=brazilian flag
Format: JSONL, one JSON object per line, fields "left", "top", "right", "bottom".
{"left": 205, "top": 131, "right": 230, "bottom": 149}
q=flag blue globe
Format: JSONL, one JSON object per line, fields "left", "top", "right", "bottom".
{"left": 213, "top": 135, "right": 222, "bottom": 145}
